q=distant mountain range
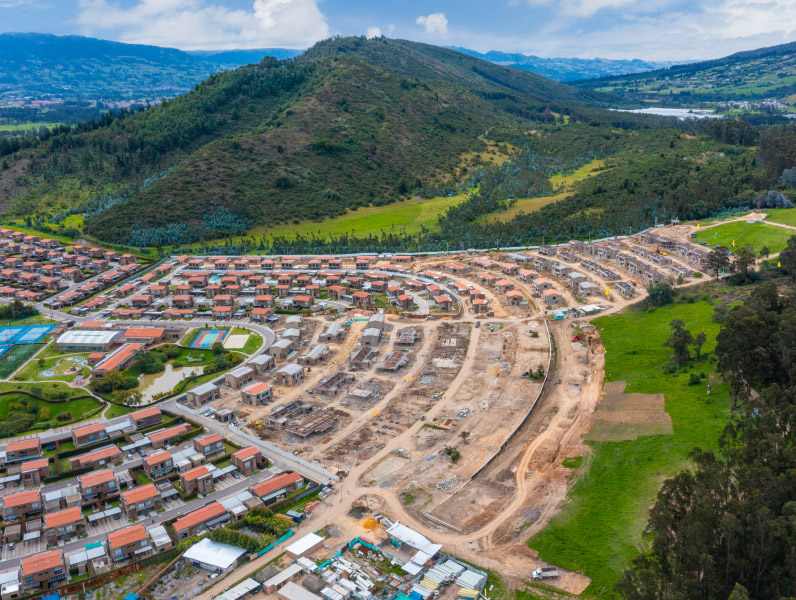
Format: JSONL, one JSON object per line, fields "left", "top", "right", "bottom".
{"left": 447, "top": 47, "right": 676, "bottom": 82}
{"left": 572, "top": 40, "right": 796, "bottom": 104}
{"left": 0, "top": 33, "right": 301, "bottom": 101}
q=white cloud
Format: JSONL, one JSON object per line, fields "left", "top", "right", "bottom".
{"left": 525, "top": 0, "right": 637, "bottom": 17}
{"left": 416, "top": 12, "right": 448, "bottom": 35}
{"left": 365, "top": 26, "right": 382, "bottom": 39}
{"left": 76, "top": 0, "right": 329, "bottom": 50}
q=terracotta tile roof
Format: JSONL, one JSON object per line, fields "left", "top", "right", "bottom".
{"left": 232, "top": 446, "right": 260, "bottom": 461}
{"left": 76, "top": 445, "right": 121, "bottom": 464}
{"left": 130, "top": 406, "right": 161, "bottom": 421}
{"left": 196, "top": 433, "right": 222, "bottom": 447}
{"left": 45, "top": 506, "right": 83, "bottom": 529}
{"left": 251, "top": 472, "right": 302, "bottom": 498}
{"left": 182, "top": 466, "right": 210, "bottom": 482}
{"left": 22, "top": 549, "right": 63, "bottom": 575}
{"left": 6, "top": 438, "right": 40, "bottom": 453}
{"left": 122, "top": 483, "right": 159, "bottom": 505}
{"left": 173, "top": 501, "right": 227, "bottom": 532}
{"left": 144, "top": 451, "right": 172, "bottom": 466}
{"left": 79, "top": 469, "right": 116, "bottom": 488}
{"left": 107, "top": 524, "right": 147, "bottom": 549}
{"left": 20, "top": 457, "right": 49, "bottom": 471}
{"left": 148, "top": 424, "right": 189, "bottom": 444}
{"left": 4, "top": 488, "right": 40, "bottom": 507}
{"left": 73, "top": 422, "right": 106, "bottom": 437}
{"left": 242, "top": 382, "right": 272, "bottom": 395}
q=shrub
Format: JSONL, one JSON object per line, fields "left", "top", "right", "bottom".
{"left": 56, "top": 411, "right": 71, "bottom": 422}
{"left": 689, "top": 373, "right": 701, "bottom": 386}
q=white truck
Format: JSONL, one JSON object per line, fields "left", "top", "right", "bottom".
{"left": 532, "top": 567, "right": 558, "bottom": 580}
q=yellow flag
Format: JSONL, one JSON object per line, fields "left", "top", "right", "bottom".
{"left": 697, "top": 224, "right": 700, "bottom": 230}
{"left": 605, "top": 287, "right": 610, "bottom": 296}
{"left": 732, "top": 240, "right": 736, "bottom": 248}
{"left": 778, "top": 261, "right": 782, "bottom": 268}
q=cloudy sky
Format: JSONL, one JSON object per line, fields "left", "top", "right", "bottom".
{"left": 2, "top": 0, "right": 796, "bottom": 61}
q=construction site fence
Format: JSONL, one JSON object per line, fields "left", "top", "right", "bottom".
{"left": 470, "top": 320, "right": 554, "bottom": 480}
{"left": 255, "top": 528, "right": 295, "bottom": 556}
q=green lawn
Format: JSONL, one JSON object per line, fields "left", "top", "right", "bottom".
{"left": 12, "top": 351, "right": 91, "bottom": 383}
{"left": 104, "top": 403, "right": 136, "bottom": 419}
{"left": 229, "top": 327, "right": 262, "bottom": 355}
{"left": 0, "top": 391, "right": 101, "bottom": 427}
{"left": 764, "top": 208, "right": 796, "bottom": 229}
{"left": 696, "top": 220, "right": 793, "bottom": 254}
{"left": 530, "top": 301, "right": 732, "bottom": 597}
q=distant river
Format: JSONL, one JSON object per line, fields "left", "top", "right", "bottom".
{"left": 610, "top": 107, "right": 722, "bottom": 120}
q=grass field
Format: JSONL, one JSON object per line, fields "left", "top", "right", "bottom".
{"left": 696, "top": 220, "right": 793, "bottom": 254}
{"left": 104, "top": 403, "right": 136, "bottom": 419}
{"left": 480, "top": 158, "right": 608, "bottom": 224}
{"left": 530, "top": 301, "right": 732, "bottom": 597}
{"left": 196, "top": 192, "right": 472, "bottom": 246}
{"left": 480, "top": 193, "right": 568, "bottom": 224}
{"left": 230, "top": 327, "right": 263, "bottom": 354}
{"left": 0, "top": 392, "right": 101, "bottom": 424}
{"left": 12, "top": 351, "right": 90, "bottom": 383}
{"left": 764, "top": 208, "right": 796, "bottom": 228}
{"left": 0, "top": 122, "right": 62, "bottom": 132}
{"left": 0, "top": 344, "right": 43, "bottom": 378}
{"left": 549, "top": 159, "right": 607, "bottom": 189}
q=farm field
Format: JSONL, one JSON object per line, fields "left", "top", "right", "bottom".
{"left": 695, "top": 220, "right": 793, "bottom": 254}
{"left": 0, "top": 121, "right": 62, "bottom": 132}
{"left": 530, "top": 300, "right": 732, "bottom": 597}
{"left": 549, "top": 159, "right": 607, "bottom": 189}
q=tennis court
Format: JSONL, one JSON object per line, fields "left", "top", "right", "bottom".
{"left": 190, "top": 329, "right": 230, "bottom": 349}
{"left": 0, "top": 324, "right": 56, "bottom": 345}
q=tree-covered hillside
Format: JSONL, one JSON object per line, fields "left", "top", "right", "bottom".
{"left": 575, "top": 40, "right": 796, "bottom": 105}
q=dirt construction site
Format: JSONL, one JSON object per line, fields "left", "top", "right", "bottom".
{"left": 186, "top": 232, "right": 716, "bottom": 595}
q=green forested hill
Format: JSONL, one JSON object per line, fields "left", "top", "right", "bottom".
{"left": 574, "top": 40, "right": 796, "bottom": 104}
{"left": 0, "top": 36, "right": 630, "bottom": 246}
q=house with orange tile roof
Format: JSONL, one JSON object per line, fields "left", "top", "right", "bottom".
{"left": 21, "top": 549, "right": 66, "bottom": 591}
{"left": 78, "top": 469, "right": 118, "bottom": 502}
{"left": 180, "top": 465, "right": 214, "bottom": 495}
{"left": 231, "top": 446, "right": 266, "bottom": 475}
{"left": 4, "top": 437, "right": 42, "bottom": 463}
{"left": 45, "top": 505, "right": 85, "bottom": 542}
{"left": 193, "top": 433, "right": 223, "bottom": 458}
{"left": 19, "top": 457, "right": 50, "bottom": 487}
{"left": 1, "top": 488, "right": 41, "bottom": 521}
{"left": 121, "top": 483, "right": 162, "bottom": 519}
{"left": 240, "top": 381, "right": 273, "bottom": 406}
{"left": 129, "top": 406, "right": 163, "bottom": 429}
{"left": 143, "top": 450, "right": 175, "bottom": 480}
{"left": 68, "top": 444, "right": 122, "bottom": 470}
{"left": 250, "top": 472, "right": 304, "bottom": 505}
{"left": 173, "top": 501, "right": 229, "bottom": 538}
{"left": 71, "top": 422, "right": 108, "bottom": 447}
{"left": 108, "top": 524, "right": 151, "bottom": 562}
{"left": 91, "top": 343, "right": 144, "bottom": 377}
{"left": 148, "top": 423, "right": 190, "bottom": 448}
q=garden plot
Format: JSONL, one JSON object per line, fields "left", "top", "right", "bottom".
{"left": 584, "top": 380, "right": 673, "bottom": 441}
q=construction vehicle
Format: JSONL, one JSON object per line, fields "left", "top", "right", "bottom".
{"left": 532, "top": 567, "right": 558, "bottom": 580}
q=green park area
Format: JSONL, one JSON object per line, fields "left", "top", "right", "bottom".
{"left": 764, "top": 207, "right": 796, "bottom": 228}
{"left": 13, "top": 351, "right": 91, "bottom": 383}
{"left": 695, "top": 220, "right": 793, "bottom": 255}
{"left": 530, "top": 299, "right": 732, "bottom": 597}
{"left": 0, "top": 382, "right": 102, "bottom": 437}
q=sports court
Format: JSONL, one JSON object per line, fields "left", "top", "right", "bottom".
{"left": 190, "top": 329, "right": 230, "bottom": 349}
{"left": 0, "top": 324, "right": 56, "bottom": 345}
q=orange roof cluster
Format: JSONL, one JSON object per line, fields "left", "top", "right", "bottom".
{"left": 251, "top": 472, "right": 302, "bottom": 498}
{"left": 108, "top": 523, "right": 147, "bottom": 549}
{"left": 76, "top": 445, "right": 121, "bottom": 464}
{"left": 22, "top": 549, "right": 63, "bottom": 575}
{"left": 122, "top": 483, "right": 159, "bottom": 504}
{"left": 45, "top": 506, "right": 83, "bottom": 529}
{"left": 173, "top": 501, "right": 227, "bottom": 532}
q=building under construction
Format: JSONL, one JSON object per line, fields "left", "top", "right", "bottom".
{"left": 377, "top": 351, "right": 410, "bottom": 372}
{"left": 287, "top": 409, "right": 338, "bottom": 438}
{"left": 315, "top": 371, "right": 355, "bottom": 397}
